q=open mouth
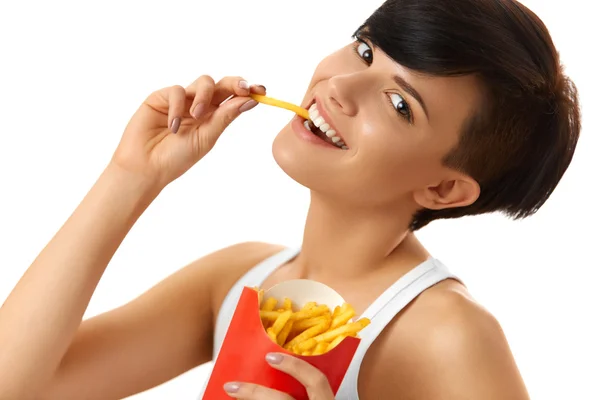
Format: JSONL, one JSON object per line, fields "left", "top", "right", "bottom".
{"left": 303, "top": 102, "right": 348, "bottom": 150}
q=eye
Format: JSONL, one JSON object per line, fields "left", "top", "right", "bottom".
{"left": 355, "top": 40, "right": 373, "bottom": 64}
{"left": 389, "top": 93, "right": 412, "bottom": 121}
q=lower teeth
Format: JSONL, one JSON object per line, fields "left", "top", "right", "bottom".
{"left": 303, "top": 119, "right": 347, "bottom": 150}
{"left": 304, "top": 120, "right": 335, "bottom": 145}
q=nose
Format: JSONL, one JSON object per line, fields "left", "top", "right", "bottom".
{"left": 324, "top": 73, "right": 364, "bottom": 117}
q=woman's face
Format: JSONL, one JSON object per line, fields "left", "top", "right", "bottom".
{"left": 272, "top": 37, "right": 484, "bottom": 209}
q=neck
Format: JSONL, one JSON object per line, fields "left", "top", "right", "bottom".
{"left": 297, "top": 191, "right": 421, "bottom": 280}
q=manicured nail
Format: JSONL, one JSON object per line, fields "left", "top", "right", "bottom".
{"left": 170, "top": 117, "right": 180, "bottom": 134}
{"left": 192, "top": 103, "right": 205, "bottom": 119}
{"left": 223, "top": 382, "right": 240, "bottom": 393}
{"left": 238, "top": 80, "right": 250, "bottom": 90}
{"left": 239, "top": 99, "right": 258, "bottom": 113}
{"left": 266, "top": 353, "right": 283, "bottom": 365}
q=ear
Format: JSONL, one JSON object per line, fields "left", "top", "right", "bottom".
{"left": 413, "top": 174, "right": 480, "bottom": 211}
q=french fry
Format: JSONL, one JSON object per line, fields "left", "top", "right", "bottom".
{"left": 277, "top": 320, "right": 294, "bottom": 346}
{"left": 260, "top": 310, "right": 283, "bottom": 322}
{"left": 285, "top": 316, "right": 331, "bottom": 351}
{"left": 266, "top": 327, "right": 278, "bottom": 343}
{"left": 332, "top": 305, "right": 341, "bottom": 318}
{"left": 330, "top": 309, "right": 355, "bottom": 330}
{"left": 312, "top": 342, "right": 329, "bottom": 356}
{"left": 256, "top": 288, "right": 371, "bottom": 356}
{"left": 262, "top": 297, "right": 278, "bottom": 311}
{"left": 291, "top": 315, "right": 328, "bottom": 332}
{"left": 272, "top": 310, "right": 293, "bottom": 336}
{"left": 291, "top": 305, "right": 329, "bottom": 321}
{"left": 249, "top": 94, "right": 311, "bottom": 120}
{"left": 326, "top": 334, "right": 348, "bottom": 352}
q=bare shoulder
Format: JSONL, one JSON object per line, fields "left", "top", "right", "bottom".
{"left": 359, "top": 280, "right": 530, "bottom": 400}
{"left": 199, "top": 241, "right": 287, "bottom": 319}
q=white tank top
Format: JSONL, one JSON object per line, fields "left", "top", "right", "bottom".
{"left": 198, "top": 247, "right": 458, "bottom": 399}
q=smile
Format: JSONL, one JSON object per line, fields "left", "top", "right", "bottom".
{"left": 303, "top": 102, "right": 348, "bottom": 150}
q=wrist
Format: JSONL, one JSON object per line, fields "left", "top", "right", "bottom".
{"left": 101, "top": 161, "right": 163, "bottom": 210}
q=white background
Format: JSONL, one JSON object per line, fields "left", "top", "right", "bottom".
{"left": 0, "top": 1, "right": 597, "bottom": 399}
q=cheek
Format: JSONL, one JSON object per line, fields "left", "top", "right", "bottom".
{"left": 356, "top": 135, "right": 443, "bottom": 190}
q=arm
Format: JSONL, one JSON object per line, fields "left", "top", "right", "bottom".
{"left": 40, "top": 241, "right": 282, "bottom": 400}
{"left": 0, "top": 75, "right": 265, "bottom": 399}
{"left": 0, "top": 165, "right": 157, "bottom": 399}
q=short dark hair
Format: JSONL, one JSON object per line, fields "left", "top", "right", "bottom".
{"left": 357, "top": 0, "right": 581, "bottom": 230}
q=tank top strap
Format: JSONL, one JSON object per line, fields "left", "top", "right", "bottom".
{"left": 212, "top": 247, "right": 300, "bottom": 358}
{"left": 337, "top": 258, "right": 458, "bottom": 399}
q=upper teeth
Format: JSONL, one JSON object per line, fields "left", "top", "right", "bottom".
{"left": 308, "top": 104, "right": 345, "bottom": 147}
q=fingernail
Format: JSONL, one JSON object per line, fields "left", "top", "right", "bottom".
{"left": 170, "top": 117, "right": 180, "bottom": 134}
{"left": 266, "top": 353, "right": 283, "bottom": 365}
{"left": 239, "top": 99, "right": 258, "bottom": 113}
{"left": 192, "top": 103, "right": 205, "bottom": 119}
{"left": 223, "top": 382, "right": 240, "bottom": 393}
{"left": 258, "top": 85, "right": 266, "bottom": 92}
{"left": 238, "top": 80, "right": 250, "bottom": 90}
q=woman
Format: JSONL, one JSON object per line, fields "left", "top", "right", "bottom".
{"left": 0, "top": 0, "right": 580, "bottom": 399}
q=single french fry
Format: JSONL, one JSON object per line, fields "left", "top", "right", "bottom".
{"left": 272, "top": 310, "right": 293, "bottom": 336}
{"left": 326, "top": 334, "right": 348, "bottom": 352}
{"left": 303, "top": 301, "right": 317, "bottom": 310}
{"left": 312, "top": 342, "right": 329, "bottom": 356}
{"left": 277, "top": 319, "right": 294, "bottom": 346}
{"left": 332, "top": 305, "right": 341, "bottom": 318}
{"left": 250, "top": 94, "right": 310, "bottom": 120}
{"left": 267, "top": 327, "right": 278, "bottom": 343}
{"left": 262, "top": 297, "right": 278, "bottom": 311}
{"left": 260, "top": 310, "right": 283, "bottom": 322}
{"left": 283, "top": 298, "right": 292, "bottom": 310}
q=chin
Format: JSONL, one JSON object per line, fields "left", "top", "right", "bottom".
{"left": 272, "top": 120, "right": 345, "bottom": 194}
{"left": 272, "top": 123, "right": 316, "bottom": 189}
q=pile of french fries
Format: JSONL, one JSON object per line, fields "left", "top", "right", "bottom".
{"left": 252, "top": 287, "right": 371, "bottom": 356}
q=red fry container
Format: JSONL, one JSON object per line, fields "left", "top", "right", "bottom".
{"left": 202, "top": 279, "right": 361, "bottom": 400}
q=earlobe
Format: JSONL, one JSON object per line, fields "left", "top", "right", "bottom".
{"left": 413, "top": 176, "right": 480, "bottom": 211}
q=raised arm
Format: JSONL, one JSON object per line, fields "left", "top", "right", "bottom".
{"left": 0, "top": 75, "right": 264, "bottom": 399}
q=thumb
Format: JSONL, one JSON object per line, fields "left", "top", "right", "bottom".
{"left": 199, "top": 96, "right": 258, "bottom": 147}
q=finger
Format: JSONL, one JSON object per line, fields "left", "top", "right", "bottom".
{"left": 166, "top": 85, "right": 187, "bottom": 134}
{"left": 188, "top": 75, "right": 216, "bottom": 120}
{"left": 250, "top": 84, "right": 267, "bottom": 95}
{"left": 212, "top": 76, "right": 252, "bottom": 105}
{"left": 223, "top": 382, "right": 294, "bottom": 400}
{"left": 265, "top": 353, "right": 334, "bottom": 399}
{"left": 196, "top": 96, "right": 257, "bottom": 150}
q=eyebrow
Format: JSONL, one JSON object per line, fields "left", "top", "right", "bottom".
{"left": 393, "top": 75, "right": 429, "bottom": 121}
